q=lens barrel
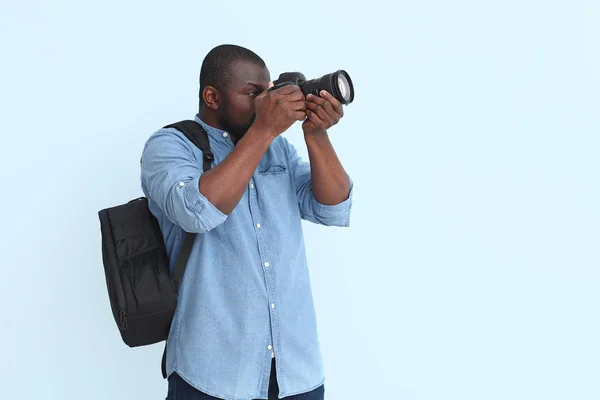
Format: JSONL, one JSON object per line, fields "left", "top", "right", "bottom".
{"left": 301, "top": 70, "right": 354, "bottom": 105}
{"left": 272, "top": 70, "right": 354, "bottom": 105}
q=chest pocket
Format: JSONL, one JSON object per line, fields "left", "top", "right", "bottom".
{"left": 256, "top": 158, "right": 298, "bottom": 219}
{"left": 259, "top": 163, "right": 287, "bottom": 175}
{"left": 256, "top": 161, "right": 294, "bottom": 208}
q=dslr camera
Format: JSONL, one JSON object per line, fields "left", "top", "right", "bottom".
{"left": 269, "top": 70, "right": 354, "bottom": 105}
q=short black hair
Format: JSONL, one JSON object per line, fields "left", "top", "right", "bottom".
{"left": 199, "top": 44, "right": 266, "bottom": 107}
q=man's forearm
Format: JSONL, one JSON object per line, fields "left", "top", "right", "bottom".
{"left": 198, "top": 126, "right": 274, "bottom": 215}
{"left": 304, "top": 132, "right": 351, "bottom": 205}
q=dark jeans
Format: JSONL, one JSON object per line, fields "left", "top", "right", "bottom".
{"left": 166, "top": 358, "right": 324, "bottom": 400}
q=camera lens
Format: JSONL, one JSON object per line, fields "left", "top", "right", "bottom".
{"left": 301, "top": 70, "right": 354, "bottom": 105}
{"left": 337, "top": 73, "right": 351, "bottom": 102}
{"left": 272, "top": 70, "right": 355, "bottom": 105}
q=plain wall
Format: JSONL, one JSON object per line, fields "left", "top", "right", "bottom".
{"left": 1, "top": 0, "right": 598, "bottom": 399}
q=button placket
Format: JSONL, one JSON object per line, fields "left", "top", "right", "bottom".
{"left": 247, "top": 176, "right": 281, "bottom": 361}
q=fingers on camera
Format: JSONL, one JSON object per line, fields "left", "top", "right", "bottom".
{"left": 294, "top": 111, "right": 306, "bottom": 121}
{"left": 274, "top": 84, "right": 301, "bottom": 96}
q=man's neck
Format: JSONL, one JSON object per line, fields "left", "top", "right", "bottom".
{"left": 198, "top": 109, "right": 222, "bottom": 130}
{"left": 197, "top": 109, "right": 242, "bottom": 145}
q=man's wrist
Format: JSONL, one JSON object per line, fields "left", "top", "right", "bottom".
{"left": 245, "top": 124, "right": 277, "bottom": 146}
{"left": 304, "top": 130, "right": 330, "bottom": 146}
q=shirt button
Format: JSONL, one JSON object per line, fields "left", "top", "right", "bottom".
{"left": 256, "top": 223, "right": 261, "bottom": 228}
{"left": 264, "top": 262, "right": 270, "bottom": 268}
{"left": 178, "top": 182, "right": 184, "bottom": 187}
{"left": 223, "top": 132, "right": 228, "bottom": 137}
{"left": 271, "top": 303, "right": 275, "bottom": 309}
{"left": 268, "top": 345, "right": 272, "bottom": 350}
{"left": 250, "top": 183, "right": 255, "bottom": 189}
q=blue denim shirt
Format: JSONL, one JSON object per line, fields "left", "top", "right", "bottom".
{"left": 140, "top": 115, "right": 353, "bottom": 400}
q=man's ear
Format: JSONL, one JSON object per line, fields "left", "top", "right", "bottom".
{"left": 202, "top": 86, "right": 220, "bottom": 111}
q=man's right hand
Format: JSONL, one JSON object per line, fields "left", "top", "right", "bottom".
{"left": 196, "top": 84, "right": 306, "bottom": 216}
{"left": 252, "top": 84, "right": 307, "bottom": 138}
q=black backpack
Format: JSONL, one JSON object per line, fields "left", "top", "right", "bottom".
{"left": 97, "top": 120, "right": 214, "bottom": 378}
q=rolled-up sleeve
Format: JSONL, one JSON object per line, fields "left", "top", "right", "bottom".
{"left": 140, "top": 129, "right": 227, "bottom": 233}
{"left": 284, "top": 138, "right": 353, "bottom": 227}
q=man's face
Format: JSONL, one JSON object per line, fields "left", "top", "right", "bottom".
{"left": 217, "top": 60, "right": 271, "bottom": 140}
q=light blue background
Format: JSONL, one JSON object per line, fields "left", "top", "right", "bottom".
{"left": 1, "top": 0, "right": 598, "bottom": 399}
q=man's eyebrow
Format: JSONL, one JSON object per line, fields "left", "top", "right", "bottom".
{"left": 245, "top": 82, "right": 266, "bottom": 89}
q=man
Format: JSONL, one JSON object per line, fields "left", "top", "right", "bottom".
{"left": 140, "top": 44, "right": 353, "bottom": 400}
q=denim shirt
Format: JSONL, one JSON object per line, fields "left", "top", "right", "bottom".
{"left": 140, "top": 115, "right": 353, "bottom": 400}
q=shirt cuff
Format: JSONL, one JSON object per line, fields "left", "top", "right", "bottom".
{"left": 312, "top": 181, "right": 354, "bottom": 227}
{"left": 181, "top": 174, "right": 228, "bottom": 232}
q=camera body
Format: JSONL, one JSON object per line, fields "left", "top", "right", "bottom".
{"left": 270, "top": 72, "right": 308, "bottom": 91}
{"left": 270, "top": 70, "right": 354, "bottom": 105}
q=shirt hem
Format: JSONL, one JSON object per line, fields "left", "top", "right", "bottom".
{"left": 278, "top": 377, "right": 325, "bottom": 399}
{"left": 169, "top": 368, "right": 325, "bottom": 400}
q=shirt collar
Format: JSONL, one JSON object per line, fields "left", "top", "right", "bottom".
{"left": 194, "top": 114, "right": 233, "bottom": 144}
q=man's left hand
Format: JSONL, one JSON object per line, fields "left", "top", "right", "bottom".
{"left": 302, "top": 90, "right": 344, "bottom": 136}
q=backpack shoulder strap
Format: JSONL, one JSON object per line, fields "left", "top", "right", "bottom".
{"left": 163, "top": 119, "right": 214, "bottom": 173}
{"left": 161, "top": 119, "right": 214, "bottom": 285}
